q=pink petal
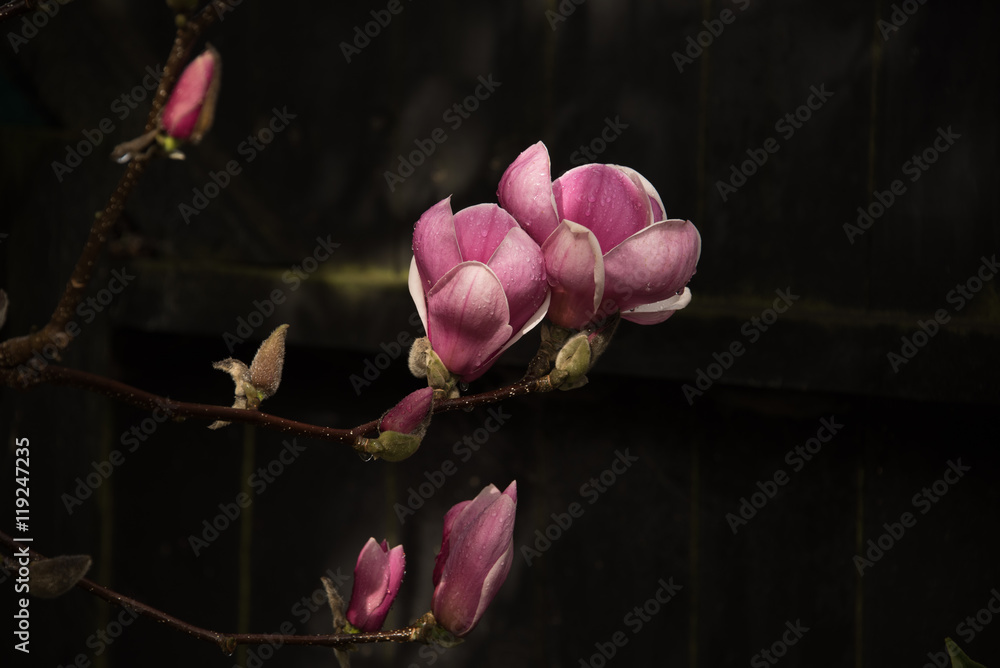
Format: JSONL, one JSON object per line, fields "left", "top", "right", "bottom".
{"left": 425, "top": 262, "right": 512, "bottom": 381}
{"left": 407, "top": 256, "right": 429, "bottom": 333}
{"left": 413, "top": 197, "right": 463, "bottom": 292}
{"left": 433, "top": 499, "right": 474, "bottom": 586}
{"left": 486, "top": 226, "right": 548, "bottom": 333}
{"left": 453, "top": 204, "right": 517, "bottom": 264}
{"left": 602, "top": 219, "right": 701, "bottom": 313}
{"left": 620, "top": 288, "right": 692, "bottom": 324}
{"left": 497, "top": 141, "right": 560, "bottom": 245}
{"left": 161, "top": 47, "right": 218, "bottom": 140}
{"left": 541, "top": 221, "right": 604, "bottom": 330}
{"left": 612, "top": 165, "right": 666, "bottom": 221}
{"left": 552, "top": 164, "right": 653, "bottom": 254}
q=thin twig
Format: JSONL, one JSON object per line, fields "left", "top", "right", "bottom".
{"left": 0, "top": 530, "right": 426, "bottom": 652}
{"left": 2, "top": 363, "right": 553, "bottom": 445}
{"left": 0, "top": 0, "right": 240, "bottom": 368}
{"left": 9, "top": 364, "right": 376, "bottom": 444}
{"left": 0, "top": 0, "right": 32, "bottom": 23}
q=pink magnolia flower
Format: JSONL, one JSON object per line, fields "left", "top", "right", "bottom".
{"left": 408, "top": 198, "right": 550, "bottom": 382}
{"left": 432, "top": 481, "right": 517, "bottom": 637}
{"left": 498, "top": 141, "right": 701, "bottom": 329}
{"left": 161, "top": 45, "right": 221, "bottom": 143}
{"left": 346, "top": 538, "right": 406, "bottom": 632}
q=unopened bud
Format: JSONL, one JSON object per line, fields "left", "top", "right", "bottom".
{"left": 550, "top": 332, "right": 591, "bottom": 390}
{"left": 380, "top": 387, "right": 433, "bottom": 436}
{"left": 160, "top": 45, "right": 222, "bottom": 153}
{"left": 248, "top": 324, "right": 289, "bottom": 407}
{"left": 365, "top": 431, "right": 422, "bottom": 462}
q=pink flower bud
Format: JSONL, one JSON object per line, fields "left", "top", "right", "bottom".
{"left": 379, "top": 387, "right": 433, "bottom": 435}
{"left": 408, "top": 199, "right": 550, "bottom": 382}
{"left": 498, "top": 141, "right": 701, "bottom": 329}
{"left": 161, "top": 45, "right": 221, "bottom": 143}
{"left": 346, "top": 538, "right": 406, "bottom": 632}
{"left": 432, "top": 481, "right": 517, "bottom": 637}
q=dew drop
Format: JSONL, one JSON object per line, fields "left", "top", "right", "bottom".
{"left": 357, "top": 451, "right": 374, "bottom": 463}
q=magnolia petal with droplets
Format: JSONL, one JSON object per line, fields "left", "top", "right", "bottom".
{"left": 552, "top": 164, "right": 652, "bottom": 255}
{"left": 620, "top": 287, "right": 692, "bottom": 325}
{"left": 541, "top": 220, "right": 604, "bottom": 330}
{"left": 425, "top": 262, "right": 512, "bottom": 381}
{"left": 603, "top": 218, "right": 701, "bottom": 313}
{"left": 496, "top": 141, "right": 560, "bottom": 244}
{"left": 412, "top": 197, "right": 464, "bottom": 292}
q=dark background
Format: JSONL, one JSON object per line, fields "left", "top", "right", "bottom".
{"left": 2, "top": 0, "right": 999, "bottom": 667}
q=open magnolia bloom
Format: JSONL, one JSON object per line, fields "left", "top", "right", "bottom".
{"left": 408, "top": 198, "right": 550, "bottom": 382}
{"left": 498, "top": 141, "right": 701, "bottom": 329}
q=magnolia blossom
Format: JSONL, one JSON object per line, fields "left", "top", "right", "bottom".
{"left": 432, "top": 481, "right": 517, "bottom": 637}
{"left": 409, "top": 198, "right": 550, "bottom": 382}
{"left": 161, "top": 45, "right": 221, "bottom": 143}
{"left": 346, "top": 538, "right": 406, "bottom": 632}
{"left": 498, "top": 141, "right": 701, "bottom": 329}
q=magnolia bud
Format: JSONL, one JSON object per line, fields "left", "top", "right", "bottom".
{"left": 380, "top": 387, "right": 433, "bottom": 436}
{"left": 550, "top": 332, "right": 591, "bottom": 390}
{"left": 248, "top": 324, "right": 289, "bottom": 407}
{"left": 161, "top": 45, "right": 221, "bottom": 148}
{"left": 365, "top": 431, "right": 423, "bottom": 462}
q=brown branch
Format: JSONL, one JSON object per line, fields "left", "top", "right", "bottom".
{"left": 0, "top": 530, "right": 429, "bottom": 652}
{"left": 1, "top": 362, "right": 554, "bottom": 448}
{"left": 11, "top": 364, "right": 378, "bottom": 444}
{"left": 0, "top": 0, "right": 240, "bottom": 368}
